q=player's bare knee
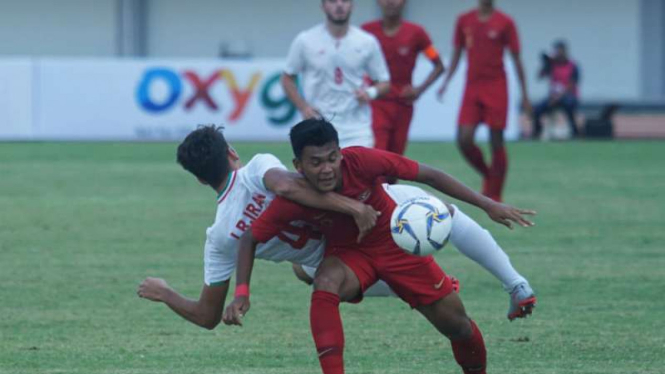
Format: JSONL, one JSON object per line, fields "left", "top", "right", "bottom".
{"left": 312, "top": 272, "right": 344, "bottom": 293}
{"left": 448, "top": 316, "right": 473, "bottom": 340}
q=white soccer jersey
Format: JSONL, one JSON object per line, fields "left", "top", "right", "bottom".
{"left": 285, "top": 24, "right": 390, "bottom": 148}
{"left": 203, "top": 154, "right": 323, "bottom": 286}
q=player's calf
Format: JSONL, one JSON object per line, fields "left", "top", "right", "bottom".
{"left": 417, "top": 293, "right": 487, "bottom": 374}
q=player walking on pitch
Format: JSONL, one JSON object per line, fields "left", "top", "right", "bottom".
{"left": 225, "top": 119, "right": 537, "bottom": 374}
{"left": 281, "top": 0, "right": 390, "bottom": 148}
{"left": 437, "top": 0, "right": 531, "bottom": 202}
{"left": 362, "top": 0, "right": 444, "bottom": 155}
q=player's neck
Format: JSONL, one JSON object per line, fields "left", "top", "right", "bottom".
{"left": 326, "top": 21, "right": 349, "bottom": 39}
{"left": 478, "top": 5, "right": 494, "bottom": 19}
{"left": 214, "top": 160, "right": 242, "bottom": 196}
{"left": 382, "top": 16, "right": 402, "bottom": 36}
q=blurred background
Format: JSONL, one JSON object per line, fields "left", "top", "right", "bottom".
{"left": 1, "top": 0, "right": 663, "bottom": 141}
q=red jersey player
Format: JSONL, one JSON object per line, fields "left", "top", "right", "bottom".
{"left": 224, "top": 119, "right": 535, "bottom": 374}
{"left": 437, "top": 0, "right": 531, "bottom": 202}
{"left": 362, "top": 0, "right": 444, "bottom": 156}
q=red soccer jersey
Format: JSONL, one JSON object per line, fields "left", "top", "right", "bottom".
{"left": 250, "top": 147, "right": 420, "bottom": 250}
{"left": 362, "top": 20, "right": 439, "bottom": 104}
{"left": 454, "top": 9, "right": 520, "bottom": 84}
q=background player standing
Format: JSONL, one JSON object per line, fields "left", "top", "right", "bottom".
{"left": 437, "top": 0, "right": 531, "bottom": 202}
{"left": 281, "top": 0, "right": 391, "bottom": 148}
{"left": 362, "top": 0, "right": 444, "bottom": 156}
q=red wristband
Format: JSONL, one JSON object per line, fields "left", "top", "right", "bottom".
{"left": 234, "top": 283, "right": 250, "bottom": 298}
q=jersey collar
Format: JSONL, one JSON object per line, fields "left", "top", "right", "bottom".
{"left": 217, "top": 171, "right": 237, "bottom": 204}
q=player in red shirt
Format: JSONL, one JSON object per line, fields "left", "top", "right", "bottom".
{"left": 362, "top": 0, "right": 444, "bottom": 156}
{"left": 437, "top": 0, "right": 531, "bottom": 202}
{"left": 224, "top": 119, "right": 535, "bottom": 374}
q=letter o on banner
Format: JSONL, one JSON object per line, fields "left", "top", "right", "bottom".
{"left": 136, "top": 68, "right": 182, "bottom": 112}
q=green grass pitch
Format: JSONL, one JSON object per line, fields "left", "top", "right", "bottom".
{"left": 1, "top": 141, "right": 663, "bottom": 374}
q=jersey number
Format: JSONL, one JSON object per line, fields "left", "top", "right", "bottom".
{"left": 277, "top": 224, "right": 323, "bottom": 250}
{"left": 334, "top": 67, "right": 344, "bottom": 85}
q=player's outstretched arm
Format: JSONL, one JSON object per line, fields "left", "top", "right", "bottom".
{"left": 222, "top": 230, "right": 258, "bottom": 326}
{"left": 415, "top": 164, "right": 536, "bottom": 229}
{"left": 264, "top": 168, "right": 380, "bottom": 242}
{"left": 137, "top": 278, "right": 228, "bottom": 330}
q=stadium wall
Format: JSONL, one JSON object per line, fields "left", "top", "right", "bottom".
{"left": 146, "top": 0, "right": 645, "bottom": 101}
{"left": 0, "top": 0, "right": 657, "bottom": 102}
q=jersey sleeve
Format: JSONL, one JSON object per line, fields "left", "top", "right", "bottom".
{"left": 241, "top": 154, "right": 288, "bottom": 192}
{"left": 453, "top": 16, "right": 465, "bottom": 49}
{"left": 203, "top": 229, "right": 237, "bottom": 285}
{"left": 416, "top": 26, "right": 439, "bottom": 61}
{"left": 344, "top": 147, "right": 419, "bottom": 181}
{"left": 366, "top": 36, "right": 391, "bottom": 82}
{"left": 284, "top": 33, "right": 306, "bottom": 75}
{"left": 505, "top": 18, "right": 520, "bottom": 54}
{"left": 250, "top": 197, "right": 308, "bottom": 243}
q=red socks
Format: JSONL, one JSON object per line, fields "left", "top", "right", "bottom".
{"left": 311, "top": 291, "right": 345, "bottom": 374}
{"left": 461, "top": 144, "right": 507, "bottom": 202}
{"left": 451, "top": 320, "right": 487, "bottom": 374}
{"left": 487, "top": 147, "right": 508, "bottom": 202}
{"left": 460, "top": 144, "right": 489, "bottom": 176}
{"left": 310, "top": 290, "right": 486, "bottom": 374}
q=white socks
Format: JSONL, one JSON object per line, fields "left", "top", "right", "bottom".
{"left": 450, "top": 206, "right": 527, "bottom": 292}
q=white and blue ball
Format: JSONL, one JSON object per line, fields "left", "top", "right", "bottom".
{"left": 390, "top": 195, "right": 452, "bottom": 256}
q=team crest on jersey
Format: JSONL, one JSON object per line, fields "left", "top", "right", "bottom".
{"left": 357, "top": 189, "right": 371, "bottom": 202}
{"left": 488, "top": 30, "right": 498, "bottom": 39}
{"left": 398, "top": 46, "right": 410, "bottom": 56}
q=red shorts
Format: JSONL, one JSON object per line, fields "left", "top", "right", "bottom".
{"left": 371, "top": 100, "right": 414, "bottom": 155}
{"left": 458, "top": 79, "right": 508, "bottom": 130}
{"left": 326, "top": 244, "right": 454, "bottom": 308}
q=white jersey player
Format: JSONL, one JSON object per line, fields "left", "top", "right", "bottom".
{"left": 281, "top": 0, "right": 390, "bottom": 148}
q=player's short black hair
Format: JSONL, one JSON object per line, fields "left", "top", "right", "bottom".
{"left": 289, "top": 118, "right": 339, "bottom": 159}
{"left": 553, "top": 39, "right": 568, "bottom": 50}
{"left": 177, "top": 125, "right": 230, "bottom": 188}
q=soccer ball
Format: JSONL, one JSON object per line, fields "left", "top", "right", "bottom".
{"left": 390, "top": 195, "right": 452, "bottom": 256}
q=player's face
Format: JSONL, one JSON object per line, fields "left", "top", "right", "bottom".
{"left": 479, "top": 0, "right": 493, "bottom": 7}
{"left": 322, "top": 0, "right": 353, "bottom": 26}
{"left": 554, "top": 46, "right": 567, "bottom": 61}
{"left": 378, "top": 0, "right": 405, "bottom": 18}
{"left": 294, "top": 142, "right": 343, "bottom": 192}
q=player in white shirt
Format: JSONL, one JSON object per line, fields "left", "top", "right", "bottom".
{"left": 281, "top": 0, "right": 391, "bottom": 148}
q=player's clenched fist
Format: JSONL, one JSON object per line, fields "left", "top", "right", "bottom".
{"left": 353, "top": 204, "right": 381, "bottom": 243}
{"left": 223, "top": 296, "right": 250, "bottom": 326}
{"left": 137, "top": 277, "right": 169, "bottom": 302}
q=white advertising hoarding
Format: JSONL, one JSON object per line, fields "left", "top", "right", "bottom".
{"left": 1, "top": 57, "right": 519, "bottom": 141}
{"left": 0, "top": 59, "right": 33, "bottom": 140}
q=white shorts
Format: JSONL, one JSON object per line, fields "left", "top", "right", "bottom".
{"left": 333, "top": 122, "right": 374, "bottom": 149}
